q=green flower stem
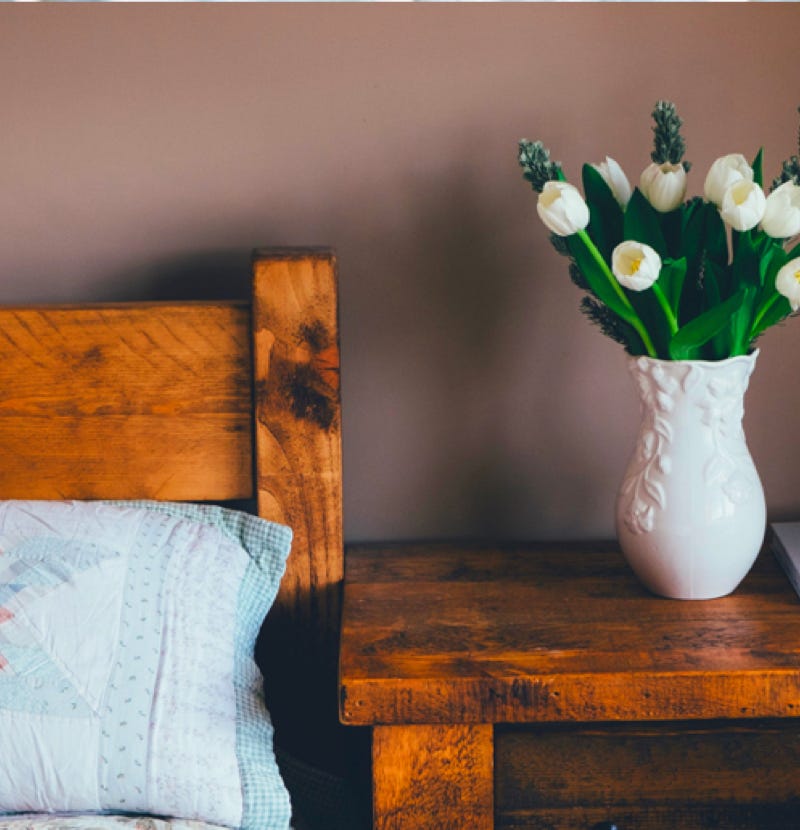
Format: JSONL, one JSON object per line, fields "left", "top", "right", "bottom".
{"left": 750, "top": 292, "right": 780, "bottom": 338}
{"left": 576, "top": 230, "right": 658, "bottom": 358}
{"left": 651, "top": 283, "right": 679, "bottom": 335}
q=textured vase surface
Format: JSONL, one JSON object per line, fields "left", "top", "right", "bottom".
{"left": 615, "top": 351, "right": 765, "bottom": 600}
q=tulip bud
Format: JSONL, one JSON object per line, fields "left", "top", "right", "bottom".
{"left": 704, "top": 154, "right": 753, "bottom": 207}
{"left": 639, "top": 162, "right": 687, "bottom": 213}
{"left": 775, "top": 258, "right": 800, "bottom": 312}
{"left": 611, "top": 241, "right": 662, "bottom": 291}
{"left": 536, "top": 181, "right": 590, "bottom": 236}
{"left": 592, "top": 156, "right": 632, "bottom": 208}
{"left": 761, "top": 181, "right": 800, "bottom": 239}
{"left": 719, "top": 180, "right": 767, "bottom": 231}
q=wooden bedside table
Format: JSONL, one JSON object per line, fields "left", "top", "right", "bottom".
{"left": 338, "top": 541, "right": 800, "bottom": 830}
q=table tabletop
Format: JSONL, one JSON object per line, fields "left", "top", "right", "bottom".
{"left": 339, "top": 540, "right": 800, "bottom": 727}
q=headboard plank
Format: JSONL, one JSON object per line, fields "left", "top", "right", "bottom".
{"left": 0, "top": 303, "right": 253, "bottom": 501}
{"left": 0, "top": 249, "right": 346, "bottom": 770}
{"left": 252, "top": 249, "right": 345, "bottom": 767}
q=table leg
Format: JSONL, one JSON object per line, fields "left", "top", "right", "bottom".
{"left": 372, "top": 723, "right": 493, "bottom": 830}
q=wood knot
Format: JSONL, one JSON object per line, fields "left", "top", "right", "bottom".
{"left": 281, "top": 321, "right": 340, "bottom": 430}
{"left": 282, "top": 363, "right": 336, "bottom": 430}
{"left": 299, "top": 320, "right": 330, "bottom": 353}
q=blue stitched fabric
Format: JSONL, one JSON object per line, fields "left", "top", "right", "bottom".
{"left": 0, "top": 500, "right": 293, "bottom": 830}
{"left": 111, "top": 501, "right": 294, "bottom": 830}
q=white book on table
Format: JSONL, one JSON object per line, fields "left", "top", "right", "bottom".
{"left": 770, "top": 522, "right": 800, "bottom": 598}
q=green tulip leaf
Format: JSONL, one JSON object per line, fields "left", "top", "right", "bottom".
{"left": 681, "top": 220, "right": 702, "bottom": 277}
{"left": 680, "top": 197, "right": 704, "bottom": 230}
{"left": 758, "top": 239, "right": 788, "bottom": 285}
{"left": 752, "top": 148, "right": 764, "bottom": 188}
{"left": 626, "top": 286, "right": 674, "bottom": 357}
{"left": 754, "top": 227, "right": 775, "bottom": 256}
{"left": 750, "top": 246, "right": 792, "bottom": 339}
{"left": 681, "top": 201, "right": 727, "bottom": 276}
{"left": 624, "top": 189, "right": 668, "bottom": 257}
{"left": 680, "top": 198, "right": 705, "bottom": 265}
{"left": 729, "top": 285, "right": 758, "bottom": 355}
{"left": 659, "top": 257, "right": 687, "bottom": 315}
{"left": 582, "top": 163, "right": 623, "bottom": 259}
{"left": 704, "top": 203, "right": 728, "bottom": 267}
{"left": 703, "top": 257, "right": 725, "bottom": 308}
{"left": 660, "top": 209, "right": 684, "bottom": 259}
{"left": 786, "top": 240, "right": 800, "bottom": 261}
{"left": 566, "top": 235, "right": 633, "bottom": 323}
{"left": 678, "top": 202, "right": 709, "bottom": 320}
{"left": 731, "top": 229, "right": 762, "bottom": 288}
{"left": 752, "top": 294, "right": 792, "bottom": 338}
{"left": 668, "top": 287, "right": 747, "bottom": 360}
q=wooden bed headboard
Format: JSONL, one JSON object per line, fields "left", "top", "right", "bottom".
{"left": 0, "top": 248, "right": 343, "bottom": 768}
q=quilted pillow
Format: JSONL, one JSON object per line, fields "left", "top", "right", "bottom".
{"left": 0, "top": 500, "right": 293, "bottom": 830}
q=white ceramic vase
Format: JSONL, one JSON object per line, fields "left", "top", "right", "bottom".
{"left": 615, "top": 350, "right": 765, "bottom": 600}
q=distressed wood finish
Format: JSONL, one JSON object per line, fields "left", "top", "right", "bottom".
{"left": 373, "top": 724, "right": 493, "bottom": 830}
{"left": 340, "top": 542, "right": 800, "bottom": 726}
{"left": 339, "top": 542, "right": 800, "bottom": 828}
{"left": 252, "top": 249, "right": 344, "bottom": 767}
{"left": 495, "top": 720, "right": 800, "bottom": 829}
{"left": 0, "top": 303, "right": 253, "bottom": 500}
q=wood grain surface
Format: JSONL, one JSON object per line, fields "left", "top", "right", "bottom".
{"left": 0, "top": 302, "right": 253, "bottom": 500}
{"left": 252, "top": 249, "right": 345, "bottom": 769}
{"left": 495, "top": 720, "right": 800, "bottom": 829}
{"left": 373, "top": 724, "right": 493, "bottom": 830}
{"left": 341, "top": 541, "right": 800, "bottom": 828}
{"left": 340, "top": 542, "right": 800, "bottom": 725}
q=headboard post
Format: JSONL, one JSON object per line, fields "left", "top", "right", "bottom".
{"left": 251, "top": 248, "right": 345, "bottom": 768}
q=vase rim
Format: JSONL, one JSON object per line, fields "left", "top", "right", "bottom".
{"left": 628, "top": 348, "right": 759, "bottom": 370}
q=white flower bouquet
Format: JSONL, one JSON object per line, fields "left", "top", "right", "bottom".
{"left": 519, "top": 101, "right": 800, "bottom": 360}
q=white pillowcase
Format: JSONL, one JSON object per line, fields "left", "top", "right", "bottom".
{"left": 0, "top": 500, "right": 293, "bottom": 830}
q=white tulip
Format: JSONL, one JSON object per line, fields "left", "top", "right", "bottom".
{"left": 536, "top": 181, "right": 590, "bottom": 236}
{"left": 592, "top": 156, "right": 632, "bottom": 208}
{"left": 639, "top": 162, "right": 687, "bottom": 213}
{"left": 704, "top": 154, "right": 753, "bottom": 207}
{"left": 612, "top": 241, "right": 662, "bottom": 291}
{"left": 775, "top": 257, "right": 800, "bottom": 311}
{"left": 719, "top": 180, "right": 767, "bottom": 231}
{"left": 761, "top": 181, "right": 800, "bottom": 239}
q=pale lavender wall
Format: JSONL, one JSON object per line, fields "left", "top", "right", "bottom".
{"left": 2, "top": 4, "right": 799, "bottom": 542}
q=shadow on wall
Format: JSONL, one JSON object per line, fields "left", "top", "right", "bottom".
{"left": 136, "top": 249, "right": 254, "bottom": 301}
{"left": 402, "top": 168, "right": 535, "bottom": 538}
{"left": 103, "top": 162, "right": 636, "bottom": 541}
{"left": 334, "top": 164, "right": 593, "bottom": 541}
{"left": 333, "top": 161, "right": 640, "bottom": 542}
{"left": 99, "top": 163, "right": 634, "bottom": 543}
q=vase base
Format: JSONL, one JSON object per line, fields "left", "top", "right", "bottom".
{"left": 619, "top": 538, "right": 762, "bottom": 601}
{"left": 639, "top": 583, "right": 743, "bottom": 601}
